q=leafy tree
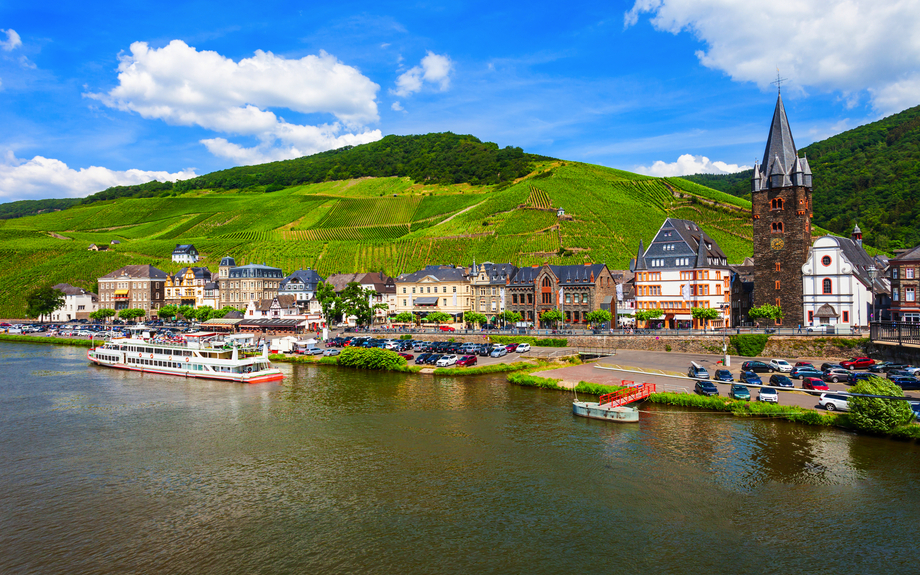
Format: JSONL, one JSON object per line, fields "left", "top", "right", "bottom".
{"left": 748, "top": 304, "right": 784, "bottom": 322}
{"left": 118, "top": 308, "right": 146, "bottom": 322}
{"left": 25, "top": 285, "right": 65, "bottom": 322}
{"left": 176, "top": 305, "right": 195, "bottom": 320}
{"left": 635, "top": 309, "right": 663, "bottom": 323}
{"left": 540, "top": 309, "right": 564, "bottom": 328}
{"left": 691, "top": 306, "right": 721, "bottom": 328}
{"left": 215, "top": 305, "right": 240, "bottom": 318}
{"left": 585, "top": 309, "right": 612, "bottom": 325}
{"left": 157, "top": 304, "right": 178, "bottom": 320}
{"left": 848, "top": 376, "right": 915, "bottom": 434}
{"left": 423, "top": 311, "right": 453, "bottom": 325}
{"left": 340, "top": 282, "right": 387, "bottom": 327}
{"left": 499, "top": 310, "right": 523, "bottom": 324}
{"left": 192, "top": 306, "right": 216, "bottom": 322}
{"left": 315, "top": 282, "right": 341, "bottom": 324}
{"left": 393, "top": 311, "right": 416, "bottom": 324}
{"left": 90, "top": 308, "right": 116, "bottom": 322}
{"left": 463, "top": 311, "right": 487, "bottom": 328}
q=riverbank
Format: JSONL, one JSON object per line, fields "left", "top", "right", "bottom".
{"left": 0, "top": 333, "right": 94, "bottom": 347}
{"left": 268, "top": 352, "right": 578, "bottom": 377}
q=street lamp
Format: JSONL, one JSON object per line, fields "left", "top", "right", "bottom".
{"left": 868, "top": 265, "right": 877, "bottom": 333}
{"left": 720, "top": 302, "right": 730, "bottom": 367}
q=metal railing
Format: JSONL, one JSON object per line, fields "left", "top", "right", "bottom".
{"left": 871, "top": 321, "right": 920, "bottom": 346}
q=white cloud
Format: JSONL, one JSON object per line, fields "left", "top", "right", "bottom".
{"left": 1, "top": 29, "right": 21, "bottom": 51}
{"left": 391, "top": 101, "right": 404, "bottom": 112}
{"left": 392, "top": 51, "right": 453, "bottom": 97}
{"left": 86, "top": 40, "right": 383, "bottom": 164}
{"left": 634, "top": 154, "right": 750, "bottom": 177}
{"left": 0, "top": 151, "right": 196, "bottom": 201}
{"left": 625, "top": 0, "right": 920, "bottom": 115}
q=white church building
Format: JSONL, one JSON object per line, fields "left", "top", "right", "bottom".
{"left": 802, "top": 226, "right": 888, "bottom": 330}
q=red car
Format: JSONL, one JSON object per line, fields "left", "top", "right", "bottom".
{"left": 802, "top": 377, "right": 829, "bottom": 391}
{"left": 398, "top": 352, "right": 414, "bottom": 360}
{"left": 456, "top": 355, "right": 478, "bottom": 367}
{"left": 795, "top": 361, "right": 814, "bottom": 367}
{"left": 840, "top": 357, "right": 875, "bottom": 370}
{"left": 438, "top": 326, "right": 456, "bottom": 332}
{"left": 505, "top": 343, "right": 519, "bottom": 352}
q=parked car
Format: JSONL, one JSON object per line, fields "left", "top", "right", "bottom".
{"left": 846, "top": 372, "right": 873, "bottom": 385}
{"left": 768, "top": 359, "right": 793, "bottom": 373}
{"left": 869, "top": 362, "right": 907, "bottom": 373}
{"left": 741, "top": 360, "right": 771, "bottom": 373}
{"left": 456, "top": 355, "right": 478, "bottom": 367}
{"left": 688, "top": 362, "right": 710, "bottom": 380}
{"left": 490, "top": 347, "right": 508, "bottom": 358}
{"left": 436, "top": 354, "right": 458, "bottom": 367}
{"left": 823, "top": 368, "right": 850, "bottom": 383}
{"left": 438, "top": 326, "right": 456, "bottom": 332}
{"left": 694, "top": 380, "right": 719, "bottom": 396}
{"left": 769, "top": 374, "right": 794, "bottom": 388}
{"left": 305, "top": 347, "right": 324, "bottom": 355}
{"left": 739, "top": 371, "right": 763, "bottom": 385}
{"left": 840, "top": 357, "right": 875, "bottom": 370}
{"left": 758, "top": 387, "right": 779, "bottom": 403}
{"left": 477, "top": 344, "right": 493, "bottom": 357}
{"left": 887, "top": 369, "right": 915, "bottom": 380}
{"left": 505, "top": 343, "right": 519, "bottom": 352}
{"left": 802, "top": 377, "right": 829, "bottom": 391}
{"left": 820, "top": 362, "right": 844, "bottom": 372}
{"left": 713, "top": 369, "right": 734, "bottom": 382}
{"left": 323, "top": 349, "right": 340, "bottom": 356}
{"left": 398, "top": 352, "right": 414, "bottom": 361}
{"left": 791, "top": 366, "right": 823, "bottom": 380}
{"left": 415, "top": 353, "right": 432, "bottom": 364}
{"left": 819, "top": 393, "right": 850, "bottom": 411}
{"left": 794, "top": 361, "right": 814, "bottom": 368}
{"left": 424, "top": 354, "right": 444, "bottom": 365}
{"left": 911, "top": 402, "right": 920, "bottom": 421}
{"left": 890, "top": 376, "right": 920, "bottom": 391}
{"left": 516, "top": 343, "right": 531, "bottom": 353}
{"left": 728, "top": 384, "right": 751, "bottom": 400}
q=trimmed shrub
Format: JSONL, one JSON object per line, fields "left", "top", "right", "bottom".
{"left": 729, "top": 334, "right": 769, "bottom": 357}
{"left": 574, "top": 381, "right": 624, "bottom": 396}
{"left": 400, "top": 334, "right": 413, "bottom": 340}
{"left": 0, "top": 334, "right": 94, "bottom": 347}
{"left": 848, "top": 376, "right": 915, "bottom": 434}
{"left": 337, "top": 347, "right": 407, "bottom": 370}
{"left": 490, "top": 335, "right": 567, "bottom": 347}
{"left": 433, "top": 361, "right": 541, "bottom": 376}
{"left": 507, "top": 372, "right": 565, "bottom": 390}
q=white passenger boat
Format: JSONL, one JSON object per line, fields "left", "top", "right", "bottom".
{"left": 87, "top": 332, "right": 284, "bottom": 383}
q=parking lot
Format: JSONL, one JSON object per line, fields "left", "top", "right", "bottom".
{"left": 533, "top": 348, "right": 920, "bottom": 410}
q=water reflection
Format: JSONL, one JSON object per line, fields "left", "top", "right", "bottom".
{"left": 1, "top": 342, "right": 919, "bottom": 575}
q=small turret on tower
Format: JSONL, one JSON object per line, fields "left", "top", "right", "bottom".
{"left": 852, "top": 223, "right": 863, "bottom": 247}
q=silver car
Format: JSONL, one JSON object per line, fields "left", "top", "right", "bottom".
{"left": 819, "top": 393, "right": 850, "bottom": 411}
{"left": 757, "top": 387, "right": 779, "bottom": 403}
{"left": 436, "top": 354, "right": 458, "bottom": 367}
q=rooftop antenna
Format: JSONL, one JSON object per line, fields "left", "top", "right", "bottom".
{"left": 771, "top": 68, "right": 788, "bottom": 93}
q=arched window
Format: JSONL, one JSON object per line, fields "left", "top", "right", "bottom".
{"left": 771, "top": 198, "right": 784, "bottom": 210}
{"left": 822, "top": 278, "right": 832, "bottom": 294}
{"left": 542, "top": 277, "right": 551, "bottom": 287}
{"left": 771, "top": 222, "right": 784, "bottom": 233}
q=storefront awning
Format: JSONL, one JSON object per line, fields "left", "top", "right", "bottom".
{"left": 413, "top": 296, "right": 439, "bottom": 305}
{"left": 114, "top": 290, "right": 129, "bottom": 295}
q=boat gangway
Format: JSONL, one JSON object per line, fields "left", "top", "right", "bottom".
{"left": 598, "top": 383, "right": 657, "bottom": 408}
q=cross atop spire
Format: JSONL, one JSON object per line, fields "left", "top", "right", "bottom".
{"left": 771, "top": 68, "right": 788, "bottom": 93}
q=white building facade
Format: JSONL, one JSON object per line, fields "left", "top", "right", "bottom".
{"left": 802, "top": 232, "right": 887, "bottom": 330}
{"left": 632, "top": 218, "right": 733, "bottom": 329}
{"left": 50, "top": 283, "right": 99, "bottom": 322}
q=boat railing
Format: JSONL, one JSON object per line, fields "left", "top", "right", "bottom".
{"left": 598, "top": 383, "right": 657, "bottom": 408}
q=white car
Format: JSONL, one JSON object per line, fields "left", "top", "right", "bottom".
{"left": 757, "top": 388, "right": 779, "bottom": 403}
{"left": 436, "top": 354, "right": 458, "bottom": 367}
{"left": 516, "top": 343, "right": 531, "bottom": 353}
{"left": 819, "top": 393, "right": 850, "bottom": 411}
{"left": 769, "top": 359, "right": 793, "bottom": 373}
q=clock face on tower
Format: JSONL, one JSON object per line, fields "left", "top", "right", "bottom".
{"left": 771, "top": 238, "right": 785, "bottom": 251}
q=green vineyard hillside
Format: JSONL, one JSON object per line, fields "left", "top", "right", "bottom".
{"left": 0, "top": 162, "right": 756, "bottom": 317}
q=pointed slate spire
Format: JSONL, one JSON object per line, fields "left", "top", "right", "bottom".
{"left": 695, "top": 235, "right": 708, "bottom": 268}
{"left": 634, "top": 240, "right": 647, "bottom": 271}
{"left": 751, "top": 161, "right": 762, "bottom": 192}
{"left": 761, "top": 92, "right": 798, "bottom": 183}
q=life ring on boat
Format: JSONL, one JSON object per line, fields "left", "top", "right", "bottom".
{"left": 138, "top": 353, "right": 142, "bottom": 358}
{"left": 149, "top": 354, "right": 153, "bottom": 359}
{"left": 185, "top": 358, "right": 189, "bottom": 362}
{"left": 246, "top": 367, "right": 252, "bottom": 373}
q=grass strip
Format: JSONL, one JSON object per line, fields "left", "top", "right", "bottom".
{"left": 0, "top": 333, "right": 94, "bottom": 347}
{"left": 647, "top": 392, "right": 842, "bottom": 426}
{"left": 433, "top": 360, "right": 547, "bottom": 376}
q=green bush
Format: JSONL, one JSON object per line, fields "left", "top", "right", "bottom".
{"left": 648, "top": 392, "right": 839, "bottom": 427}
{"left": 433, "top": 361, "right": 540, "bottom": 376}
{"left": 848, "top": 376, "right": 915, "bottom": 434}
{"left": 337, "top": 347, "right": 407, "bottom": 370}
{"left": 400, "top": 334, "right": 413, "bottom": 340}
{"left": 0, "top": 333, "right": 94, "bottom": 347}
{"left": 574, "top": 381, "right": 624, "bottom": 396}
{"left": 665, "top": 344, "right": 672, "bottom": 352}
{"left": 729, "top": 334, "right": 769, "bottom": 356}
{"left": 507, "top": 372, "right": 565, "bottom": 390}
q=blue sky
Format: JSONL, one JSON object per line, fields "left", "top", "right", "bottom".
{"left": 2, "top": 0, "right": 919, "bottom": 202}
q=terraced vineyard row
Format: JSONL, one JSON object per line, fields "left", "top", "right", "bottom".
{"left": 527, "top": 186, "right": 552, "bottom": 209}
{"left": 313, "top": 197, "right": 422, "bottom": 228}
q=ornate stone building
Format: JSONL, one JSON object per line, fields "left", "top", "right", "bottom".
{"left": 505, "top": 263, "right": 616, "bottom": 328}
{"left": 751, "top": 92, "right": 813, "bottom": 327}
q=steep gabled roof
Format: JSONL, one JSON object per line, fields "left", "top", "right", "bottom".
{"left": 761, "top": 92, "right": 798, "bottom": 173}
{"left": 551, "top": 264, "right": 607, "bottom": 286}
{"left": 100, "top": 264, "right": 168, "bottom": 280}
{"left": 660, "top": 218, "right": 728, "bottom": 266}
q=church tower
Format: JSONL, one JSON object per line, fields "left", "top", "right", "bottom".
{"left": 751, "top": 92, "right": 812, "bottom": 327}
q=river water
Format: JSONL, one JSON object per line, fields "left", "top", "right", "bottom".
{"left": 1, "top": 342, "right": 917, "bottom": 575}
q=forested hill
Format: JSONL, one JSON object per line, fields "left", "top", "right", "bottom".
{"left": 682, "top": 104, "right": 920, "bottom": 252}
{"left": 78, "top": 133, "right": 548, "bottom": 204}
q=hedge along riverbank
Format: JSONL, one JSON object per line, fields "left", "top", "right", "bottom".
{"left": 0, "top": 333, "right": 94, "bottom": 348}
{"left": 270, "top": 349, "right": 422, "bottom": 373}
{"left": 506, "top": 372, "right": 625, "bottom": 396}
{"left": 433, "top": 360, "right": 549, "bottom": 376}
{"left": 648, "top": 392, "right": 842, "bottom": 426}
{"left": 489, "top": 335, "right": 568, "bottom": 347}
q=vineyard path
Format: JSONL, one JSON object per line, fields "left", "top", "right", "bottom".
{"left": 438, "top": 200, "right": 486, "bottom": 225}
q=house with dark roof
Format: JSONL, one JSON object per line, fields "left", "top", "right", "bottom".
{"left": 172, "top": 244, "right": 199, "bottom": 263}
{"left": 218, "top": 261, "right": 285, "bottom": 308}
{"left": 888, "top": 243, "right": 920, "bottom": 323}
{"left": 280, "top": 269, "right": 325, "bottom": 304}
{"left": 470, "top": 262, "right": 517, "bottom": 319}
{"left": 802, "top": 226, "right": 890, "bottom": 330}
{"left": 50, "top": 283, "right": 99, "bottom": 322}
{"left": 97, "top": 265, "right": 169, "bottom": 317}
{"left": 505, "top": 263, "right": 616, "bottom": 327}
{"left": 394, "top": 265, "right": 472, "bottom": 320}
{"left": 165, "top": 266, "right": 213, "bottom": 308}
{"left": 631, "top": 217, "right": 733, "bottom": 329}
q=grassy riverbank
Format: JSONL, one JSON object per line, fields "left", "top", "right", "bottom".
{"left": 0, "top": 333, "right": 94, "bottom": 347}
{"left": 507, "top": 372, "right": 625, "bottom": 396}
